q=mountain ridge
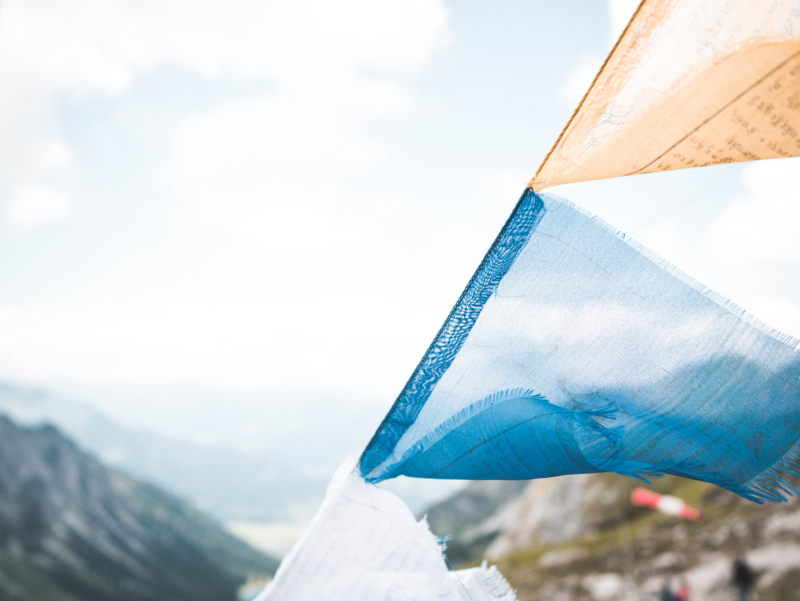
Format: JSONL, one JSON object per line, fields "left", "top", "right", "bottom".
{"left": 0, "top": 381, "right": 323, "bottom": 524}
{"left": 0, "top": 415, "right": 277, "bottom": 601}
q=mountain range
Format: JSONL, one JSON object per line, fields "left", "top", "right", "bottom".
{"left": 0, "top": 381, "right": 458, "bottom": 541}
{"left": 0, "top": 381, "right": 326, "bottom": 525}
{"left": 0, "top": 415, "right": 277, "bottom": 601}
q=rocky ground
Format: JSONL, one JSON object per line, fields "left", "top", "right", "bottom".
{"left": 427, "top": 474, "right": 800, "bottom": 600}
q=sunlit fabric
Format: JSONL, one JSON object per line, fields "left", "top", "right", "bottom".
{"left": 360, "top": 189, "right": 800, "bottom": 502}
{"left": 258, "top": 460, "right": 517, "bottom": 601}
{"left": 531, "top": 0, "right": 800, "bottom": 190}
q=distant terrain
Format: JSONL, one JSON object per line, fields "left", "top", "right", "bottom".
{"left": 0, "top": 416, "right": 277, "bottom": 601}
{"left": 426, "top": 473, "right": 800, "bottom": 600}
{"left": 0, "top": 381, "right": 458, "bottom": 557}
{"left": 0, "top": 382, "right": 325, "bottom": 524}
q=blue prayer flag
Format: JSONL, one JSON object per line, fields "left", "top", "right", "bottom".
{"left": 360, "top": 190, "right": 800, "bottom": 502}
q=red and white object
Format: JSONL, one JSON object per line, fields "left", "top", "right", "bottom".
{"left": 630, "top": 487, "right": 701, "bottom": 521}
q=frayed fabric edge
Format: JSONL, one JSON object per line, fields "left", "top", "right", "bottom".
{"left": 452, "top": 562, "right": 518, "bottom": 601}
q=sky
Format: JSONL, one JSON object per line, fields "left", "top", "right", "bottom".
{"left": 0, "top": 0, "right": 798, "bottom": 461}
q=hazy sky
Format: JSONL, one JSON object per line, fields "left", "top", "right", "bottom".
{"left": 1, "top": 1, "right": 798, "bottom": 457}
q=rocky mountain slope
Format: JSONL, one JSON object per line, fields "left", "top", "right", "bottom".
{"left": 0, "top": 381, "right": 456, "bottom": 540}
{"left": 0, "top": 416, "right": 277, "bottom": 601}
{"left": 427, "top": 474, "right": 800, "bottom": 600}
{"left": 423, "top": 480, "right": 527, "bottom": 563}
{"left": 0, "top": 381, "right": 322, "bottom": 524}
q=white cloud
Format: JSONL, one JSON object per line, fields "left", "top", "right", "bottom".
{"left": 0, "top": 136, "right": 74, "bottom": 230}
{"left": 0, "top": 1, "right": 453, "bottom": 394}
{"left": 1, "top": 0, "right": 448, "bottom": 94}
{"left": 167, "top": 79, "right": 406, "bottom": 188}
{"left": 704, "top": 158, "right": 800, "bottom": 263}
{"left": 559, "top": 0, "right": 639, "bottom": 108}
{"left": 744, "top": 296, "right": 800, "bottom": 340}
{"left": 608, "top": 0, "right": 639, "bottom": 46}
{"left": 0, "top": 0, "right": 449, "bottom": 232}
{"left": 5, "top": 186, "right": 71, "bottom": 228}
{"left": 0, "top": 277, "right": 450, "bottom": 399}
{"left": 635, "top": 222, "right": 694, "bottom": 272}
{"left": 560, "top": 54, "right": 600, "bottom": 107}
{"left": 156, "top": 1, "right": 450, "bottom": 282}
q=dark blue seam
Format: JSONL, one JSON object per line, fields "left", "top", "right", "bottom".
{"left": 359, "top": 188, "right": 546, "bottom": 479}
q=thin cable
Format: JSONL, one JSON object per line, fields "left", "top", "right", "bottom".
{"left": 633, "top": 164, "right": 743, "bottom": 234}
{"left": 438, "top": 536, "right": 477, "bottom": 601}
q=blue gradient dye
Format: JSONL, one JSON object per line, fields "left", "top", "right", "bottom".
{"left": 360, "top": 190, "right": 800, "bottom": 502}
{"left": 360, "top": 190, "right": 545, "bottom": 477}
